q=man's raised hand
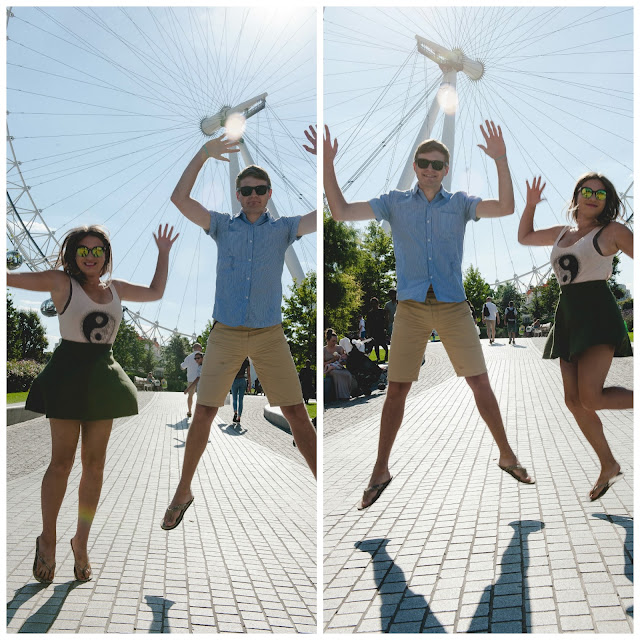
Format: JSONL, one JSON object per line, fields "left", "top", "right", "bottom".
{"left": 477, "top": 120, "right": 506, "bottom": 160}
{"left": 202, "top": 135, "right": 240, "bottom": 162}
{"left": 303, "top": 125, "right": 317, "bottom": 155}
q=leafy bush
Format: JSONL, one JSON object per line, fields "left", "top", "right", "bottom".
{"left": 7, "top": 359, "right": 45, "bottom": 392}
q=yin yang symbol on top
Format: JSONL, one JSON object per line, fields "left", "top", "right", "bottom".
{"left": 82, "top": 311, "right": 116, "bottom": 343}
{"left": 555, "top": 254, "right": 580, "bottom": 285}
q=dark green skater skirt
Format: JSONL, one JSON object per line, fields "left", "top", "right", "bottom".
{"left": 543, "top": 280, "right": 632, "bottom": 362}
{"left": 26, "top": 340, "right": 138, "bottom": 421}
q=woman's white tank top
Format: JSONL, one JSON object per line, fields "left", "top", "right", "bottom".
{"left": 550, "top": 226, "right": 613, "bottom": 285}
{"left": 58, "top": 277, "right": 123, "bottom": 344}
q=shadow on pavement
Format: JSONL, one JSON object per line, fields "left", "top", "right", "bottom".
{"left": 326, "top": 391, "right": 386, "bottom": 409}
{"left": 217, "top": 423, "right": 246, "bottom": 436}
{"left": 166, "top": 420, "right": 188, "bottom": 431}
{"left": 355, "top": 538, "right": 444, "bottom": 632}
{"left": 8, "top": 581, "right": 79, "bottom": 632}
{"left": 356, "top": 520, "right": 545, "bottom": 632}
{"left": 143, "top": 594, "right": 175, "bottom": 632}
{"left": 593, "top": 513, "right": 633, "bottom": 617}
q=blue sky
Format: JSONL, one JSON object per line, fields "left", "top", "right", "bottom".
{"left": 324, "top": 6, "right": 633, "bottom": 295}
{"left": 7, "top": 6, "right": 317, "bottom": 346}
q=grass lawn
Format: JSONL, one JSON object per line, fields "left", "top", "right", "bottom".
{"left": 306, "top": 403, "right": 316, "bottom": 420}
{"left": 629, "top": 332, "right": 633, "bottom": 342}
{"left": 7, "top": 392, "right": 29, "bottom": 404}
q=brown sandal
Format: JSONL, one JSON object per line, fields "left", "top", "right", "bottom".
{"left": 499, "top": 463, "right": 535, "bottom": 484}
{"left": 70, "top": 539, "right": 92, "bottom": 582}
{"left": 357, "top": 477, "right": 393, "bottom": 510}
{"left": 33, "top": 536, "right": 55, "bottom": 584}
{"left": 161, "top": 497, "right": 194, "bottom": 531}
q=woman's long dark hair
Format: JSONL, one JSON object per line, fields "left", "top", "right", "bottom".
{"left": 56, "top": 225, "right": 113, "bottom": 284}
{"left": 568, "top": 172, "right": 625, "bottom": 225}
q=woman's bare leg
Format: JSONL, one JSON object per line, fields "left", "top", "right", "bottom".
{"left": 560, "top": 353, "right": 622, "bottom": 495}
{"left": 37, "top": 419, "right": 81, "bottom": 581}
{"left": 71, "top": 420, "right": 113, "bottom": 575}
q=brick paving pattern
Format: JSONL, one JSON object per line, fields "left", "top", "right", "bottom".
{"left": 324, "top": 339, "right": 633, "bottom": 633}
{"left": 7, "top": 392, "right": 316, "bottom": 633}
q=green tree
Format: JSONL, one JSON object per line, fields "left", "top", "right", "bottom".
{"left": 112, "top": 320, "right": 145, "bottom": 373}
{"left": 7, "top": 293, "right": 21, "bottom": 360}
{"left": 324, "top": 209, "right": 363, "bottom": 335}
{"left": 162, "top": 333, "right": 189, "bottom": 391}
{"left": 463, "top": 265, "right": 492, "bottom": 321}
{"left": 141, "top": 339, "right": 158, "bottom": 375}
{"left": 608, "top": 255, "right": 626, "bottom": 300}
{"left": 197, "top": 320, "right": 214, "bottom": 347}
{"left": 355, "top": 221, "right": 396, "bottom": 309}
{"left": 282, "top": 271, "right": 316, "bottom": 368}
{"left": 17, "top": 309, "right": 48, "bottom": 362}
{"left": 495, "top": 281, "right": 525, "bottom": 317}
{"left": 526, "top": 275, "right": 560, "bottom": 323}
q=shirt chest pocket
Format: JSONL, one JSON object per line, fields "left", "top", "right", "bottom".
{"left": 433, "top": 205, "right": 463, "bottom": 240}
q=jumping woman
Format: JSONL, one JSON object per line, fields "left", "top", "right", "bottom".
{"left": 518, "top": 174, "right": 632, "bottom": 500}
{"left": 7, "top": 223, "right": 178, "bottom": 583}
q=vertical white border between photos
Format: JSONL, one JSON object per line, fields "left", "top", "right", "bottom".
{"left": 315, "top": 3, "right": 324, "bottom": 634}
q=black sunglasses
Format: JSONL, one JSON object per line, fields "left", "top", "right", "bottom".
{"left": 416, "top": 158, "right": 447, "bottom": 171}
{"left": 238, "top": 185, "right": 270, "bottom": 197}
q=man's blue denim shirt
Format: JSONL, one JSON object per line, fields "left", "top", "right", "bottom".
{"left": 369, "top": 184, "right": 481, "bottom": 303}
{"left": 205, "top": 209, "right": 301, "bottom": 327}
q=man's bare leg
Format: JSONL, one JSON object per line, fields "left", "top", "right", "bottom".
{"left": 163, "top": 403, "right": 218, "bottom": 527}
{"left": 186, "top": 386, "right": 195, "bottom": 416}
{"left": 280, "top": 403, "right": 317, "bottom": 478}
{"left": 361, "top": 381, "right": 412, "bottom": 507}
{"left": 465, "top": 373, "right": 533, "bottom": 482}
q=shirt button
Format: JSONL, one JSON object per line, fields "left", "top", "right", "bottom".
{"left": 250, "top": 240, "right": 253, "bottom": 243}
{"left": 247, "top": 277, "right": 250, "bottom": 281}
{"left": 429, "top": 257, "right": 431, "bottom": 260}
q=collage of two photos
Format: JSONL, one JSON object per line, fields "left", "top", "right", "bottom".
{"left": 6, "top": 4, "right": 633, "bottom": 635}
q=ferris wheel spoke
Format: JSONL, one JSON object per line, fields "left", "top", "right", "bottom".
{"left": 28, "top": 129, "right": 195, "bottom": 192}
{"left": 33, "top": 8, "right": 204, "bottom": 121}
{"left": 488, "top": 75, "right": 631, "bottom": 173}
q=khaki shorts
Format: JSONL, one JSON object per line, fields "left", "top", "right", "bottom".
{"left": 388, "top": 298, "right": 487, "bottom": 382}
{"left": 198, "top": 322, "right": 303, "bottom": 408}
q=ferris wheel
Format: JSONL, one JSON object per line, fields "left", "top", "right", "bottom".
{"left": 7, "top": 6, "right": 317, "bottom": 343}
{"left": 324, "top": 6, "right": 633, "bottom": 294}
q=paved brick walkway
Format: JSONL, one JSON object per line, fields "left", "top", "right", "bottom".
{"left": 7, "top": 392, "right": 316, "bottom": 633}
{"left": 324, "top": 339, "right": 633, "bottom": 633}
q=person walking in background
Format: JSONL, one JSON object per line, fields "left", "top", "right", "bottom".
{"left": 324, "top": 120, "right": 534, "bottom": 510}
{"left": 519, "top": 173, "right": 633, "bottom": 500}
{"left": 504, "top": 301, "right": 518, "bottom": 345}
{"left": 8, "top": 223, "right": 178, "bottom": 583}
{"left": 183, "top": 352, "right": 204, "bottom": 402}
{"left": 181, "top": 342, "right": 203, "bottom": 417}
{"left": 367, "top": 297, "right": 388, "bottom": 363}
{"left": 299, "top": 359, "right": 315, "bottom": 404}
{"left": 231, "top": 357, "right": 251, "bottom": 426}
{"left": 384, "top": 289, "right": 398, "bottom": 339}
{"left": 162, "top": 128, "right": 317, "bottom": 531}
{"left": 482, "top": 296, "right": 499, "bottom": 344}
{"left": 358, "top": 314, "right": 366, "bottom": 339}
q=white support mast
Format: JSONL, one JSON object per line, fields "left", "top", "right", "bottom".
{"left": 396, "top": 35, "right": 484, "bottom": 192}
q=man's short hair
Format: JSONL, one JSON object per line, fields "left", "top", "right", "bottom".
{"left": 236, "top": 165, "right": 271, "bottom": 189}
{"left": 414, "top": 139, "right": 450, "bottom": 165}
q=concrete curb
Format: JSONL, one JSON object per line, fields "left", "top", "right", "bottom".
{"left": 6, "top": 403, "right": 42, "bottom": 426}
{"left": 263, "top": 404, "right": 291, "bottom": 433}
